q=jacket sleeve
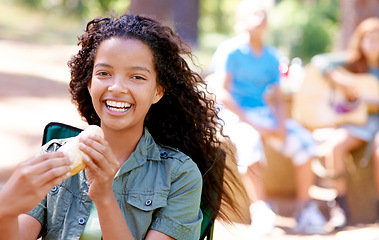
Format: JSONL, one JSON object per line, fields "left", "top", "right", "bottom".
{"left": 150, "top": 158, "right": 203, "bottom": 240}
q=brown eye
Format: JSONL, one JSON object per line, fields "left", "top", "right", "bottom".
{"left": 96, "top": 71, "right": 110, "bottom": 77}
{"left": 132, "top": 75, "right": 147, "bottom": 80}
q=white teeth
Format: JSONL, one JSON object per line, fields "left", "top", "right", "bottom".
{"left": 105, "top": 100, "right": 131, "bottom": 112}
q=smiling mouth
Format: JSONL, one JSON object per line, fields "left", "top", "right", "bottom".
{"left": 105, "top": 100, "right": 131, "bottom": 112}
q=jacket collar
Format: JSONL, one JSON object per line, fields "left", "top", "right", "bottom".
{"left": 115, "top": 128, "right": 161, "bottom": 177}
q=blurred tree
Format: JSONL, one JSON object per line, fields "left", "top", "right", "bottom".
{"left": 173, "top": 0, "right": 199, "bottom": 46}
{"left": 11, "top": 0, "right": 129, "bottom": 19}
{"left": 340, "top": 0, "right": 379, "bottom": 49}
{"left": 268, "top": 0, "right": 339, "bottom": 64}
{"left": 129, "top": 0, "right": 172, "bottom": 25}
{"left": 199, "top": 0, "right": 239, "bottom": 36}
{"left": 129, "top": 0, "right": 199, "bottom": 46}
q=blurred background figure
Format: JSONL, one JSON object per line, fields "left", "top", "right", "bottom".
{"left": 209, "top": 0, "right": 326, "bottom": 236}
{"left": 2, "top": 0, "right": 379, "bottom": 238}
{"left": 316, "top": 17, "right": 379, "bottom": 227}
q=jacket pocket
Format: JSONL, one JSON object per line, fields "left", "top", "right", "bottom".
{"left": 127, "top": 190, "right": 167, "bottom": 212}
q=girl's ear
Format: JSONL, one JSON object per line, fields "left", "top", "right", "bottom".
{"left": 153, "top": 86, "right": 164, "bottom": 104}
{"left": 87, "top": 80, "right": 92, "bottom": 94}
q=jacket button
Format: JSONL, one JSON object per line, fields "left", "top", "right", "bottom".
{"left": 50, "top": 186, "right": 58, "bottom": 194}
{"left": 78, "top": 217, "right": 86, "bottom": 225}
{"left": 145, "top": 199, "right": 152, "bottom": 206}
{"left": 160, "top": 151, "right": 168, "bottom": 158}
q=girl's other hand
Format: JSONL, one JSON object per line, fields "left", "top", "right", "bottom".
{"left": 78, "top": 134, "right": 120, "bottom": 202}
{"left": 0, "top": 152, "right": 72, "bottom": 218}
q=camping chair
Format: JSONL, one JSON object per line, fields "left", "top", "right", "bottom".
{"left": 42, "top": 122, "right": 215, "bottom": 240}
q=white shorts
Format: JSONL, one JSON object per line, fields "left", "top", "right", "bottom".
{"left": 220, "top": 107, "right": 317, "bottom": 174}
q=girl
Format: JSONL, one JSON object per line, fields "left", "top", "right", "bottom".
{"left": 0, "top": 13, "right": 235, "bottom": 239}
{"left": 319, "top": 17, "right": 379, "bottom": 226}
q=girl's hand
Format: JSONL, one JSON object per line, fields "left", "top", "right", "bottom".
{"left": 78, "top": 134, "right": 120, "bottom": 202}
{"left": 328, "top": 67, "right": 361, "bottom": 101}
{"left": 257, "top": 125, "right": 286, "bottom": 141}
{"left": 339, "top": 82, "right": 361, "bottom": 101}
{"left": 0, "top": 152, "right": 72, "bottom": 218}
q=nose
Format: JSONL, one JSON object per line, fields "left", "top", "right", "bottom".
{"left": 108, "top": 77, "right": 128, "bottom": 93}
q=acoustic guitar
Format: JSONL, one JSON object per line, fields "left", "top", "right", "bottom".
{"left": 292, "top": 64, "right": 379, "bottom": 130}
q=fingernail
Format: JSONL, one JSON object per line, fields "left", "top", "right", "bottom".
{"left": 83, "top": 155, "right": 89, "bottom": 162}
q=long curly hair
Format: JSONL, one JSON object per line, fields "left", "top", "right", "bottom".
{"left": 68, "top": 13, "right": 240, "bottom": 222}
{"left": 346, "top": 17, "right": 379, "bottom": 73}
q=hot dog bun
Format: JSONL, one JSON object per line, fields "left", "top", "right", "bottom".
{"left": 58, "top": 125, "right": 104, "bottom": 176}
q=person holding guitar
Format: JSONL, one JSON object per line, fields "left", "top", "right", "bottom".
{"left": 318, "top": 17, "right": 379, "bottom": 226}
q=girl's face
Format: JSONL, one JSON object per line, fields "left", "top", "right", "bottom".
{"left": 88, "top": 37, "right": 164, "bottom": 132}
{"left": 245, "top": 10, "right": 267, "bottom": 37}
{"left": 361, "top": 30, "right": 379, "bottom": 65}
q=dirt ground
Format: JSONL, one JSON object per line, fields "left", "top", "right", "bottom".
{"left": 1, "top": 40, "right": 379, "bottom": 239}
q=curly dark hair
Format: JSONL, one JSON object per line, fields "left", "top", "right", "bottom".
{"left": 68, "top": 13, "right": 240, "bottom": 223}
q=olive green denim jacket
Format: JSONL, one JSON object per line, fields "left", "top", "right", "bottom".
{"left": 28, "top": 128, "right": 203, "bottom": 240}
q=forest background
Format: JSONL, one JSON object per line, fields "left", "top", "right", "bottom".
{"left": 0, "top": 0, "right": 342, "bottom": 70}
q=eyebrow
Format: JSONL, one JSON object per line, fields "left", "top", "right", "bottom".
{"left": 130, "top": 66, "right": 151, "bottom": 73}
{"left": 94, "top": 63, "right": 112, "bottom": 69}
{"left": 94, "top": 63, "right": 151, "bottom": 73}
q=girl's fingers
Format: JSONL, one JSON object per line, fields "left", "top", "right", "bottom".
{"left": 79, "top": 135, "right": 114, "bottom": 169}
{"left": 34, "top": 164, "right": 72, "bottom": 187}
{"left": 78, "top": 135, "right": 120, "bottom": 182}
{"left": 79, "top": 141, "right": 104, "bottom": 165}
{"left": 81, "top": 151, "right": 100, "bottom": 173}
{"left": 1, "top": 154, "right": 73, "bottom": 213}
{"left": 26, "top": 153, "right": 72, "bottom": 176}
{"left": 40, "top": 172, "right": 72, "bottom": 194}
{"left": 24, "top": 151, "right": 66, "bottom": 167}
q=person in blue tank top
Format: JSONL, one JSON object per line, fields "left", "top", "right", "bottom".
{"left": 210, "top": 0, "right": 326, "bottom": 236}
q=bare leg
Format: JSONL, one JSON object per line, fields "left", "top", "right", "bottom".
{"left": 240, "top": 162, "right": 266, "bottom": 203}
{"left": 241, "top": 162, "right": 276, "bottom": 236}
{"left": 373, "top": 134, "right": 379, "bottom": 200}
{"left": 294, "top": 159, "right": 314, "bottom": 202}
{"left": 323, "top": 129, "right": 364, "bottom": 195}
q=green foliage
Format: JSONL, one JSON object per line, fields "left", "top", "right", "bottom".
{"left": 0, "top": 0, "right": 131, "bottom": 45}
{"left": 198, "top": 0, "right": 240, "bottom": 51}
{"left": 10, "top": 0, "right": 130, "bottom": 18}
{"left": 1, "top": 0, "right": 340, "bottom": 67}
{"left": 267, "top": 0, "right": 340, "bottom": 64}
{"left": 198, "top": 0, "right": 339, "bottom": 65}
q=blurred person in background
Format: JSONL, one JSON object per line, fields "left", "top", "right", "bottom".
{"left": 318, "top": 17, "right": 379, "bottom": 226}
{"left": 209, "top": 0, "right": 326, "bottom": 236}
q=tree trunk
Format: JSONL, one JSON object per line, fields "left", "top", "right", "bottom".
{"left": 129, "top": 0, "right": 174, "bottom": 26}
{"left": 173, "top": 0, "right": 199, "bottom": 46}
{"left": 129, "top": 0, "right": 199, "bottom": 46}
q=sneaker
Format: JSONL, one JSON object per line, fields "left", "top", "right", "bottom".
{"left": 295, "top": 201, "right": 327, "bottom": 234}
{"left": 328, "top": 200, "right": 347, "bottom": 229}
{"left": 249, "top": 201, "right": 276, "bottom": 237}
